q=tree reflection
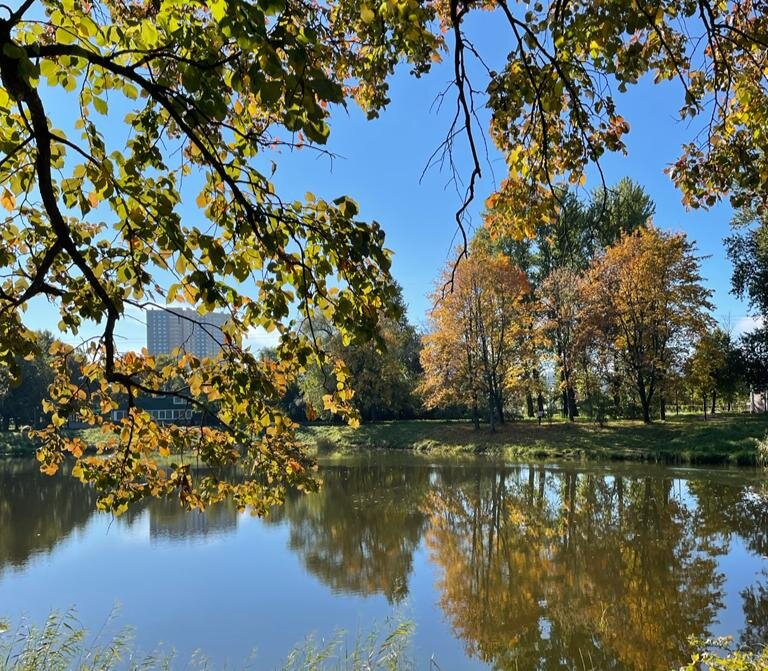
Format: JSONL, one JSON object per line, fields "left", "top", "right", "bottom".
{"left": 0, "top": 459, "right": 96, "bottom": 572}
{"left": 425, "top": 466, "right": 728, "bottom": 671}
{"left": 742, "top": 572, "right": 768, "bottom": 649}
{"left": 266, "top": 461, "right": 431, "bottom": 602}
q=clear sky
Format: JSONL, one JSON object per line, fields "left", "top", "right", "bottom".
{"left": 24, "top": 13, "right": 760, "bottom": 350}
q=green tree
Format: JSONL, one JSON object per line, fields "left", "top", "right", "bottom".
{"left": 300, "top": 285, "right": 422, "bottom": 422}
{"left": 726, "top": 209, "right": 768, "bottom": 319}
{"left": 740, "top": 329, "right": 768, "bottom": 410}
{"left": 0, "top": 331, "right": 55, "bottom": 431}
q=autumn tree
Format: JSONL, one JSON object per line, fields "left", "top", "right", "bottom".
{"left": 582, "top": 226, "right": 713, "bottom": 424}
{"left": 420, "top": 249, "right": 531, "bottom": 430}
{"left": 685, "top": 331, "right": 728, "bottom": 419}
{"left": 484, "top": 180, "right": 654, "bottom": 419}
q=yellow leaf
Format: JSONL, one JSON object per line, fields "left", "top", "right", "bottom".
{"left": 88, "top": 192, "right": 100, "bottom": 207}
{"left": 1, "top": 189, "right": 15, "bottom": 211}
{"left": 196, "top": 191, "right": 208, "bottom": 208}
{"left": 360, "top": 5, "right": 375, "bottom": 22}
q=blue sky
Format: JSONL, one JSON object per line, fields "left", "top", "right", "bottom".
{"left": 23, "top": 14, "right": 759, "bottom": 350}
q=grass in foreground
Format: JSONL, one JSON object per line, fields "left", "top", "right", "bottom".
{"left": 299, "top": 413, "right": 768, "bottom": 466}
{"left": 0, "top": 612, "right": 413, "bottom": 671}
{"left": 0, "top": 613, "right": 765, "bottom": 670}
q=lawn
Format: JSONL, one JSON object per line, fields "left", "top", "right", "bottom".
{"left": 298, "top": 413, "right": 768, "bottom": 465}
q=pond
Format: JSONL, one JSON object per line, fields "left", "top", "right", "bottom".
{"left": 0, "top": 456, "right": 766, "bottom": 670}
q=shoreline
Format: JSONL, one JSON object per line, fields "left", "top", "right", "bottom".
{"left": 2, "top": 414, "right": 766, "bottom": 467}
{"left": 298, "top": 414, "right": 768, "bottom": 467}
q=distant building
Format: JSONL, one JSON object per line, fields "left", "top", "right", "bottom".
{"left": 111, "top": 395, "right": 196, "bottom": 425}
{"left": 149, "top": 501, "right": 238, "bottom": 541}
{"left": 146, "top": 308, "right": 228, "bottom": 358}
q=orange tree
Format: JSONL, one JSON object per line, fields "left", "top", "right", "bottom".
{"left": 581, "top": 226, "right": 713, "bottom": 423}
{"left": 420, "top": 248, "right": 531, "bottom": 429}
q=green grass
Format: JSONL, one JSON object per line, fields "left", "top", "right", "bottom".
{"left": 0, "top": 611, "right": 415, "bottom": 671}
{"left": 298, "top": 413, "right": 768, "bottom": 466}
{"left": 4, "top": 413, "right": 767, "bottom": 466}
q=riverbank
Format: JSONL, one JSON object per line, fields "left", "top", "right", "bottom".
{"left": 3, "top": 414, "right": 766, "bottom": 465}
{"left": 299, "top": 414, "right": 768, "bottom": 465}
{"left": 0, "top": 427, "right": 109, "bottom": 457}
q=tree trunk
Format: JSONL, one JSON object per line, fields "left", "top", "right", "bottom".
{"left": 711, "top": 390, "right": 717, "bottom": 415}
{"left": 488, "top": 390, "right": 496, "bottom": 432}
{"left": 526, "top": 393, "right": 534, "bottom": 418}
{"left": 537, "top": 394, "right": 544, "bottom": 412}
{"left": 703, "top": 395, "right": 708, "bottom": 420}
{"left": 637, "top": 376, "right": 652, "bottom": 424}
{"left": 567, "top": 386, "right": 578, "bottom": 421}
{"left": 472, "top": 395, "right": 480, "bottom": 430}
{"left": 660, "top": 395, "right": 666, "bottom": 421}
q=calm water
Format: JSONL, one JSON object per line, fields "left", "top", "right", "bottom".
{"left": 0, "top": 456, "right": 766, "bottom": 670}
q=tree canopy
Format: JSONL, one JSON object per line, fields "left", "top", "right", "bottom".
{"left": 0, "top": 0, "right": 440, "bottom": 512}
{"left": 581, "top": 226, "right": 713, "bottom": 423}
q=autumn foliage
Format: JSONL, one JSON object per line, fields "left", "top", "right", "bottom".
{"left": 423, "top": 220, "right": 715, "bottom": 426}
{"left": 420, "top": 249, "right": 533, "bottom": 430}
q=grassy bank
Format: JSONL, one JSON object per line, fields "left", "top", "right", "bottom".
{"left": 299, "top": 414, "right": 768, "bottom": 466}
{"left": 4, "top": 414, "right": 767, "bottom": 465}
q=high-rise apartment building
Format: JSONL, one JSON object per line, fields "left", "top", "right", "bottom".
{"left": 146, "top": 308, "right": 228, "bottom": 358}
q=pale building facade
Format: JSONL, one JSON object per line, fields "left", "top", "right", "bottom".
{"left": 146, "top": 308, "right": 228, "bottom": 358}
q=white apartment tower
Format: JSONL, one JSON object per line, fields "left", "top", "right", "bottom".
{"left": 146, "top": 309, "right": 228, "bottom": 358}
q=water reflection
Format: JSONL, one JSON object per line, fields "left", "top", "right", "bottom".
{"left": 265, "top": 461, "right": 430, "bottom": 602}
{"left": 742, "top": 572, "right": 768, "bottom": 650}
{"left": 0, "top": 459, "right": 96, "bottom": 571}
{"left": 0, "top": 457, "right": 766, "bottom": 670}
{"left": 425, "top": 466, "right": 730, "bottom": 670}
